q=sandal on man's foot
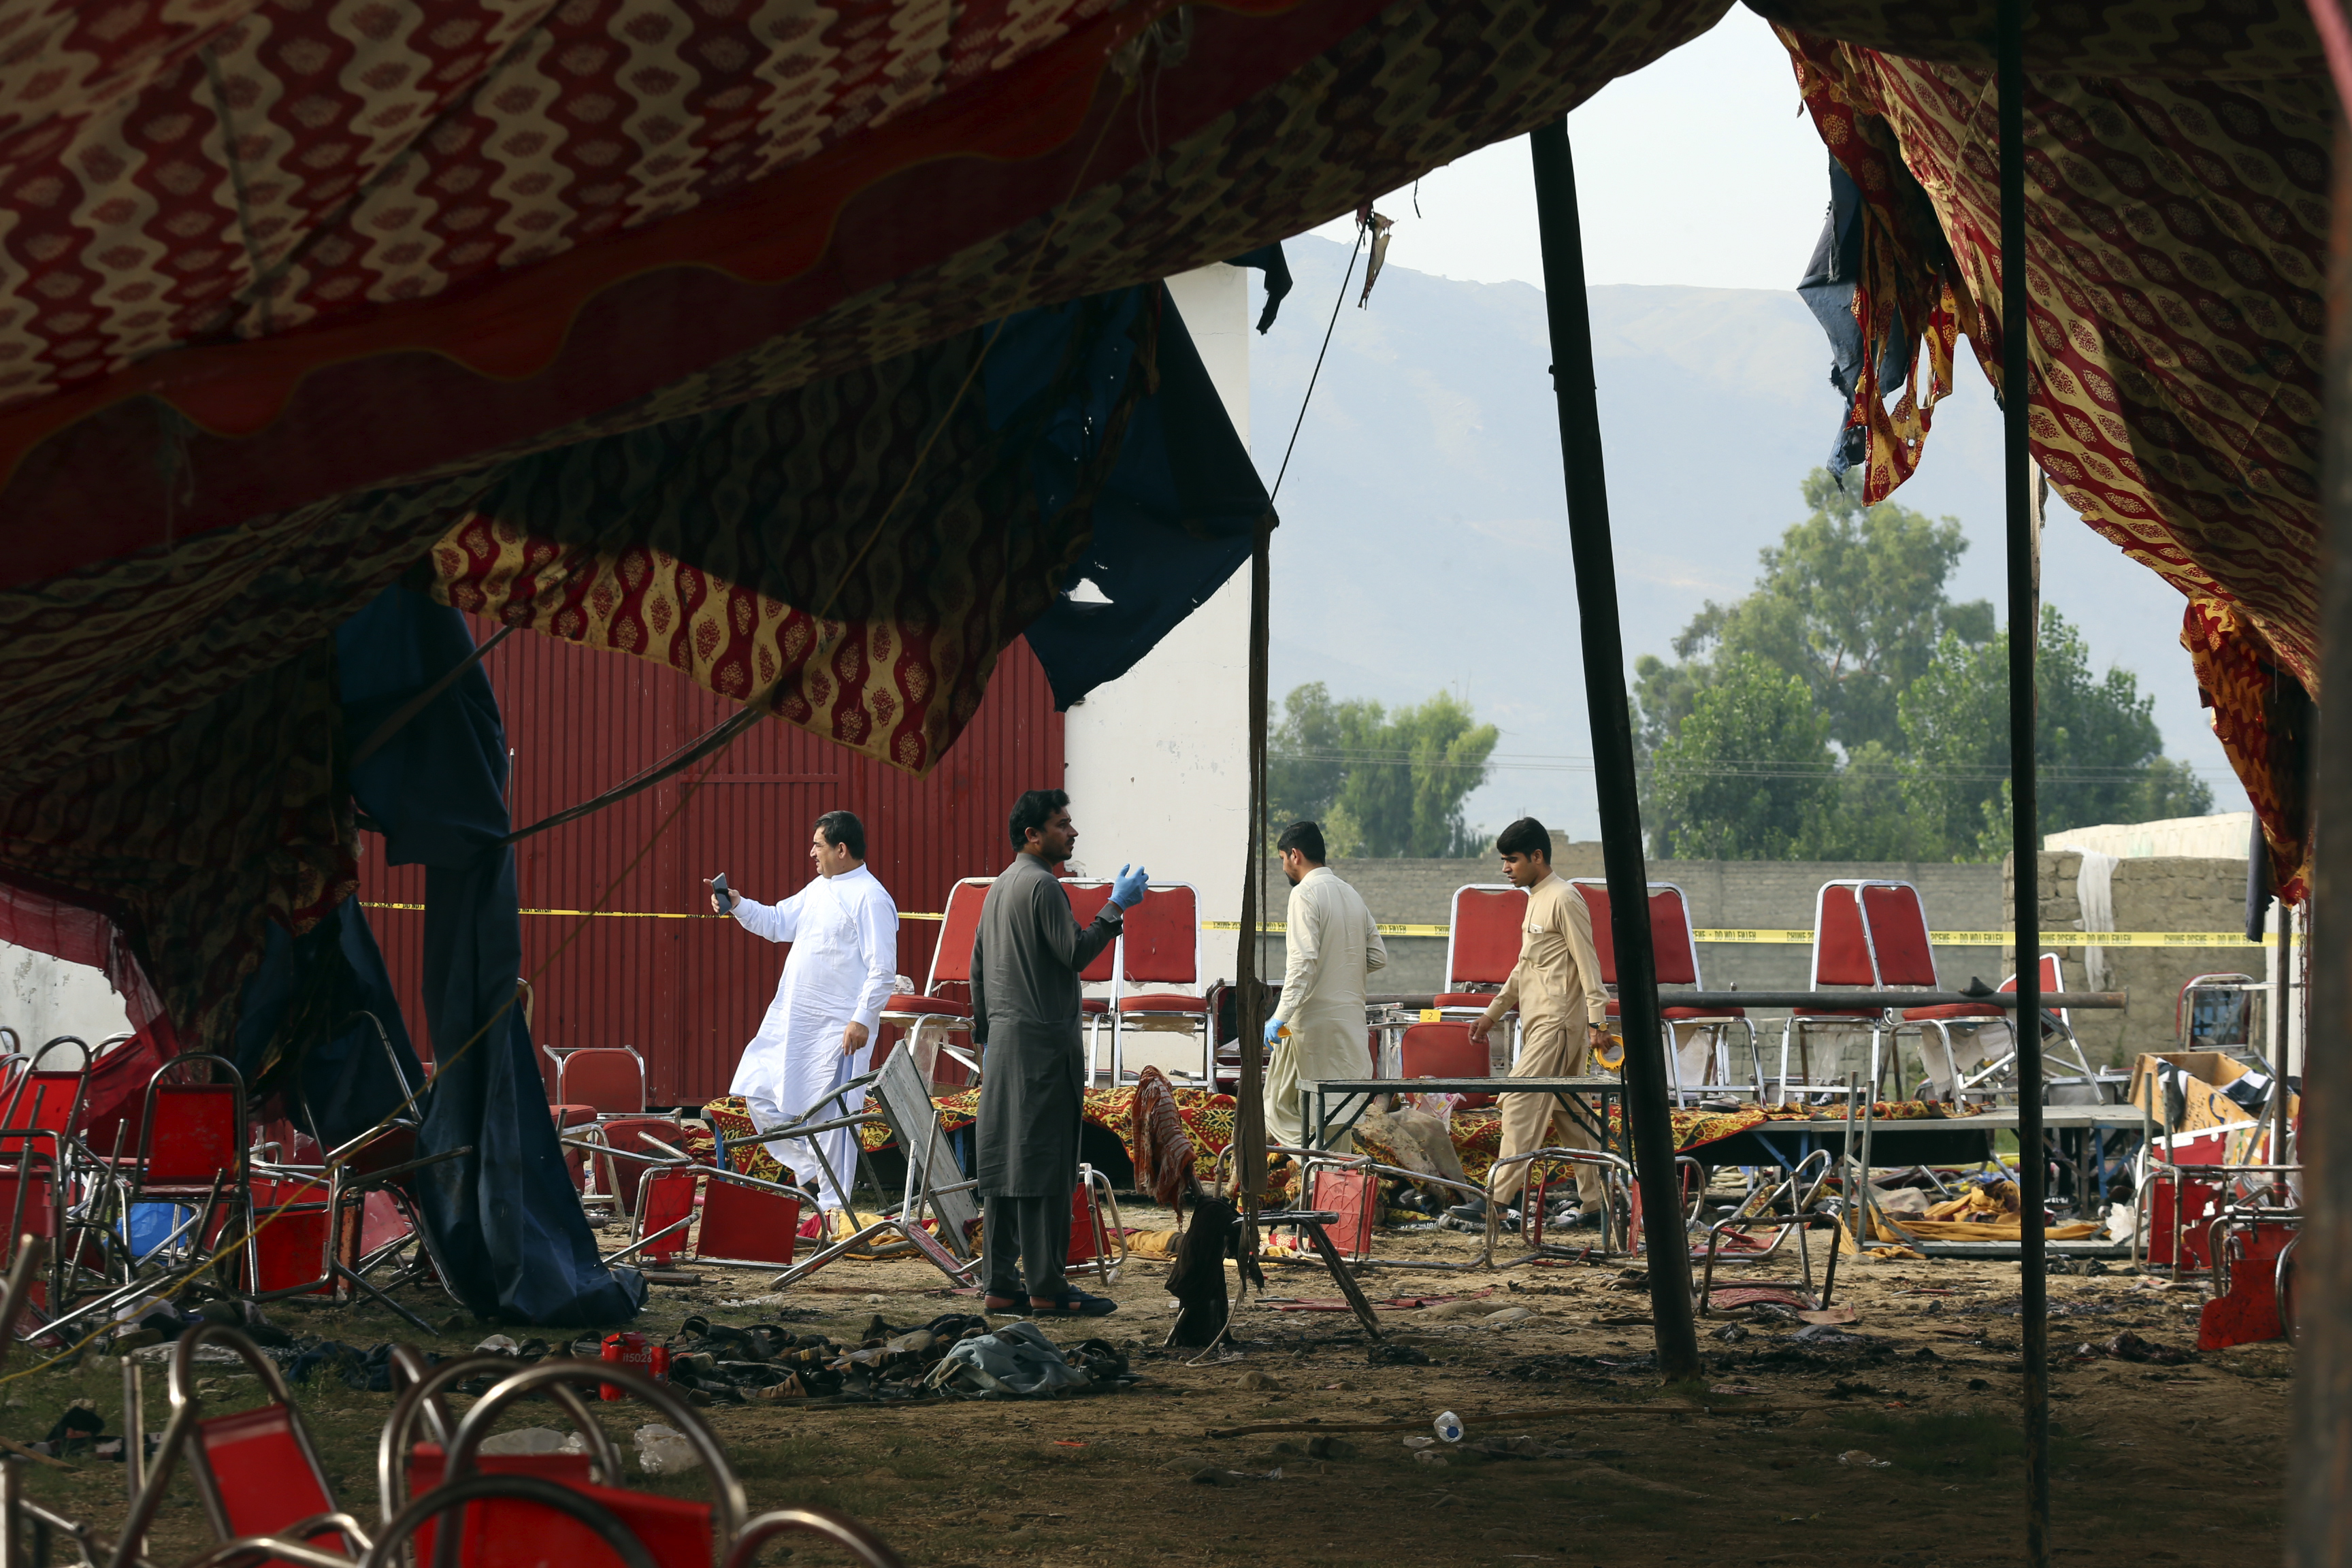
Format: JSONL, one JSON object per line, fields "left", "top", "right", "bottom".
{"left": 982, "top": 1295, "right": 1029, "bottom": 1315}
{"left": 1027, "top": 1288, "right": 1118, "bottom": 1318}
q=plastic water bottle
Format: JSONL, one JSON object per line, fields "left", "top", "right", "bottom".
{"left": 1433, "top": 1410, "right": 1463, "bottom": 1444}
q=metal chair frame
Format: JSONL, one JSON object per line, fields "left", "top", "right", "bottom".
{"left": 110, "top": 1324, "right": 354, "bottom": 1568}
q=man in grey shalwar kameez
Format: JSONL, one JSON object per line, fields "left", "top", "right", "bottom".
{"left": 970, "top": 789, "right": 1147, "bottom": 1317}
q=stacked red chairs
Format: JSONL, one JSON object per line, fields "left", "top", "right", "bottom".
{"left": 0, "top": 1273, "right": 907, "bottom": 1568}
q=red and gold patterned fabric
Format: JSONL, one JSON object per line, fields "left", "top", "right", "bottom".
{"left": 0, "top": 0, "right": 1731, "bottom": 581}
{"left": 425, "top": 289, "right": 1158, "bottom": 773}
{"left": 1774, "top": 14, "right": 2326, "bottom": 862}
{"left": 2183, "top": 595, "right": 2313, "bottom": 898}
{"left": 700, "top": 1096, "right": 787, "bottom": 1184}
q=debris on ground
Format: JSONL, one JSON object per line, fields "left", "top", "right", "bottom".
{"left": 925, "top": 1322, "right": 1130, "bottom": 1400}
{"left": 2073, "top": 1330, "right": 2195, "bottom": 1366}
{"left": 633, "top": 1424, "right": 700, "bottom": 1474}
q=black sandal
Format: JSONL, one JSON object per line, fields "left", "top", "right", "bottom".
{"left": 1028, "top": 1288, "right": 1118, "bottom": 1318}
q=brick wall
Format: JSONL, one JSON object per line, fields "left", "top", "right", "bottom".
{"left": 2009, "top": 850, "right": 2253, "bottom": 1067}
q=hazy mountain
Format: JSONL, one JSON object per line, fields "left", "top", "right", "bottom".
{"left": 1247, "top": 235, "right": 2235, "bottom": 844}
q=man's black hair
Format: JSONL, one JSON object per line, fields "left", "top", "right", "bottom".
{"left": 1494, "top": 817, "right": 1552, "bottom": 860}
{"left": 1009, "top": 788, "right": 1071, "bottom": 849}
{"left": 815, "top": 809, "right": 866, "bottom": 862}
{"left": 1275, "top": 821, "right": 1326, "bottom": 864}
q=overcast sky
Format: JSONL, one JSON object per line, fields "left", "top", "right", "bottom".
{"left": 1303, "top": 8, "right": 1827, "bottom": 291}
{"left": 1267, "top": 6, "right": 2236, "bottom": 830}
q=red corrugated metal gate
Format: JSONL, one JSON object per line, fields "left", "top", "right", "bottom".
{"left": 356, "top": 620, "right": 1059, "bottom": 1106}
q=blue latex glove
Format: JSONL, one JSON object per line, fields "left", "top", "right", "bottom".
{"left": 1109, "top": 863, "right": 1149, "bottom": 909}
{"left": 1262, "top": 1016, "right": 1285, "bottom": 1046}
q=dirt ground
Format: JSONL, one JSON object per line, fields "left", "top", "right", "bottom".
{"left": 3, "top": 1205, "right": 2290, "bottom": 1568}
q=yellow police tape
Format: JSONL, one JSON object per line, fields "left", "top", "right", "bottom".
{"left": 366, "top": 904, "right": 2267, "bottom": 947}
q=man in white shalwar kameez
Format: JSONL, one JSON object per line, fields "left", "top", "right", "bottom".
{"left": 708, "top": 810, "right": 897, "bottom": 1217}
{"left": 1263, "top": 821, "right": 1386, "bottom": 1153}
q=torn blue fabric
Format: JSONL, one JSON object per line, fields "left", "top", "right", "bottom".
{"left": 1226, "top": 244, "right": 1293, "bottom": 334}
{"left": 336, "top": 584, "right": 644, "bottom": 1326}
{"left": 1010, "top": 285, "right": 1271, "bottom": 710}
{"left": 232, "top": 899, "right": 423, "bottom": 1153}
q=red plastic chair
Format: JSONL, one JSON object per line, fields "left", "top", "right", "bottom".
{"left": 880, "top": 878, "right": 992, "bottom": 1083}
{"left": 1112, "top": 883, "right": 1209, "bottom": 1082}
{"left": 1572, "top": 880, "right": 1754, "bottom": 1102}
{"left": 1398, "top": 1021, "right": 1494, "bottom": 1107}
{"left": 1064, "top": 880, "right": 1117, "bottom": 1081}
{"left": 541, "top": 1045, "right": 646, "bottom": 1117}
{"left": 112, "top": 1055, "right": 253, "bottom": 1297}
{"left": 1433, "top": 885, "right": 1529, "bottom": 1064}
{"left": 0, "top": 1042, "right": 90, "bottom": 1313}
{"left": 625, "top": 1166, "right": 811, "bottom": 1270}
{"left": 243, "top": 1172, "right": 336, "bottom": 1298}
{"left": 116, "top": 1324, "right": 365, "bottom": 1568}
{"left": 1778, "top": 880, "right": 1995, "bottom": 1104}
{"left": 573, "top": 1115, "right": 691, "bottom": 1217}
{"left": 436, "top": 1360, "right": 747, "bottom": 1568}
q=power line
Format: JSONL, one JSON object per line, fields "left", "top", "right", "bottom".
{"left": 1272, "top": 747, "right": 2230, "bottom": 783}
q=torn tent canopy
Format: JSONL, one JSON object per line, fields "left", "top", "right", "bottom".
{"left": 429, "top": 280, "right": 1270, "bottom": 748}
{"left": 1795, "top": 154, "right": 1911, "bottom": 482}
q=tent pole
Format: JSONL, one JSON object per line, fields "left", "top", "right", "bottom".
{"left": 2289, "top": 112, "right": 2351, "bottom": 1568}
{"left": 1526, "top": 116, "right": 1700, "bottom": 1384}
{"left": 1234, "top": 519, "right": 1273, "bottom": 1205}
{"left": 1997, "top": 7, "right": 2051, "bottom": 1565}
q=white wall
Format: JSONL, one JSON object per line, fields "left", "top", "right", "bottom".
{"left": 0, "top": 941, "right": 131, "bottom": 1051}
{"left": 1062, "top": 263, "right": 1254, "bottom": 1018}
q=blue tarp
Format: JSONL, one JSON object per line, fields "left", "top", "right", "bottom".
{"left": 333, "top": 585, "right": 645, "bottom": 1326}
{"left": 1007, "top": 284, "right": 1273, "bottom": 710}
{"left": 232, "top": 898, "right": 423, "bottom": 1153}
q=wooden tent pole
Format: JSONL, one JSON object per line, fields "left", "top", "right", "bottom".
{"left": 1997, "top": 10, "right": 2051, "bottom": 1565}
{"left": 2289, "top": 107, "right": 2351, "bottom": 1568}
{"left": 1526, "top": 117, "right": 1700, "bottom": 1383}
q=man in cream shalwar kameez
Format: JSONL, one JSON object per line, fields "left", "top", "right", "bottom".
{"left": 711, "top": 811, "right": 897, "bottom": 1216}
{"left": 1264, "top": 821, "right": 1386, "bottom": 1152}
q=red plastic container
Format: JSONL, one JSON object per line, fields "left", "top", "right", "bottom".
{"left": 600, "top": 1331, "right": 670, "bottom": 1401}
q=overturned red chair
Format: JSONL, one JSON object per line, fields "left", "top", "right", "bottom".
{"left": 110, "top": 1322, "right": 373, "bottom": 1568}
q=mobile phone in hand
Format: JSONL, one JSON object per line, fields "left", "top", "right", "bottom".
{"left": 710, "top": 872, "right": 735, "bottom": 913}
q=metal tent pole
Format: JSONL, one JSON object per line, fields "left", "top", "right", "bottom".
{"left": 1527, "top": 116, "right": 1701, "bottom": 1383}
{"left": 2288, "top": 108, "right": 2351, "bottom": 1568}
{"left": 1997, "top": 7, "right": 2051, "bottom": 1564}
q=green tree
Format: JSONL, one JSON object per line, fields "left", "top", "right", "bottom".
{"left": 1799, "top": 738, "right": 1929, "bottom": 860}
{"left": 1639, "top": 469, "right": 1993, "bottom": 757}
{"left": 1649, "top": 653, "right": 1834, "bottom": 860}
{"left": 1268, "top": 683, "right": 1499, "bottom": 857}
{"left": 1900, "top": 608, "right": 2217, "bottom": 858}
